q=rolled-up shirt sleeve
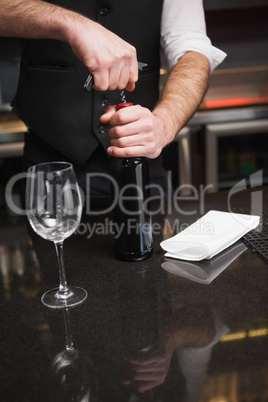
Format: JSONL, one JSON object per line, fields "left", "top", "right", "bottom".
{"left": 161, "top": 0, "right": 227, "bottom": 72}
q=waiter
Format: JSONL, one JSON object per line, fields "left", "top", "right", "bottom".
{"left": 0, "top": 0, "right": 226, "bottom": 205}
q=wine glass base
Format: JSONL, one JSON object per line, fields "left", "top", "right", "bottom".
{"left": 41, "top": 287, "right": 88, "bottom": 309}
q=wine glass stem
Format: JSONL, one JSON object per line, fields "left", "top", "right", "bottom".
{"left": 54, "top": 241, "right": 69, "bottom": 296}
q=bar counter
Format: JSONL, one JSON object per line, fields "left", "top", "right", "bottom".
{"left": 1, "top": 187, "right": 268, "bottom": 401}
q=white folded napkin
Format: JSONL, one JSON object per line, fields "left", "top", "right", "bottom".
{"left": 160, "top": 210, "right": 260, "bottom": 261}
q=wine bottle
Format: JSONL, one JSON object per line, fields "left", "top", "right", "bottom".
{"left": 110, "top": 103, "right": 153, "bottom": 261}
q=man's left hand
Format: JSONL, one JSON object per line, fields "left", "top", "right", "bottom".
{"left": 100, "top": 105, "right": 165, "bottom": 159}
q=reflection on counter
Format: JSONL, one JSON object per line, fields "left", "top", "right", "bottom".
{"left": 49, "top": 308, "right": 96, "bottom": 402}
{"left": 0, "top": 213, "right": 268, "bottom": 401}
{"left": 201, "top": 368, "right": 268, "bottom": 401}
{"left": 108, "top": 264, "right": 230, "bottom": 402}
{"left": 0, "top": 238, "right": 41, "bottom": 300}
{"left": 161, "top": 241, "right": 247, "bottom": 284}
{"left": 118, "top": 265, "right": 159, "bottom": 357}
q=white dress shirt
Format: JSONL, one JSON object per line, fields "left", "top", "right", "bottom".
{"left": 161, "top": 0, "right": 227, "bottom": 72}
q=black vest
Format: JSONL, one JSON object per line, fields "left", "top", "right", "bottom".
{"left": 12, "top": 0, "right": 164, "bottom": 165}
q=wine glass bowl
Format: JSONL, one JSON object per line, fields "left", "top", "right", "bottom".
{"left": 26, "top": 162, "right": 87, "bottom": 308}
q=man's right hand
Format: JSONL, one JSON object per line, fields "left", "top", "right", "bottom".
{"left": 0, "top": 0, "right": 138, "bottom": 92}
{"left": 67, "top": 16, "right": 138, "bottom": 92}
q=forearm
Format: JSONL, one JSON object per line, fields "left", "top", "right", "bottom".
{"left": 0, "top": 0, "right": 75, "bottom": 41}
{"left": 0, "top": 0, "right": 138, "bottom": 91}
{"left": 153, "top": 51, "right": 210, "bottom": 146}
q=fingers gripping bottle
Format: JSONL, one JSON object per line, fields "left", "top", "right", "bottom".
{"left": 110, "top": 103, "right": 153, "bottom": 261}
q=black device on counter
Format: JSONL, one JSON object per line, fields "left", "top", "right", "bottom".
{"left": 110, "top": 103, "right": 153, "bottom": 261}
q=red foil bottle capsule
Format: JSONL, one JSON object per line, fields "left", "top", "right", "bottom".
{"left": 110, "top": 103, "right": 153, "bottom": 261}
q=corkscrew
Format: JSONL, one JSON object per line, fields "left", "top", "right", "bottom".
{"left": 83, "top": 61, "right": 148, "bottom": 92}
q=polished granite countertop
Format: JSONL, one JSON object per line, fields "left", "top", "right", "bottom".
{"left": 0, "top": 188, "right": 268, "bottom": 401}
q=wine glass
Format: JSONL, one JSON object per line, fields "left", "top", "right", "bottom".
{"left": 25, "top": 161, "right": 87, "bottom": 308}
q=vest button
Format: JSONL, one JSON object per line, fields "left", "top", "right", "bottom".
{"left": 99, "top": 7, "right": 109, "bottom": 16}
{"left": 100, "top": 99, "right": 108, "bottom": 108}
{"left": 98, "top": 126, "right": 106, "bottom": 135}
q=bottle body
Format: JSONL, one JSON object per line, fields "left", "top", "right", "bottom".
{"left": 110, "top": 156, "right": 153, "bottom": 261}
